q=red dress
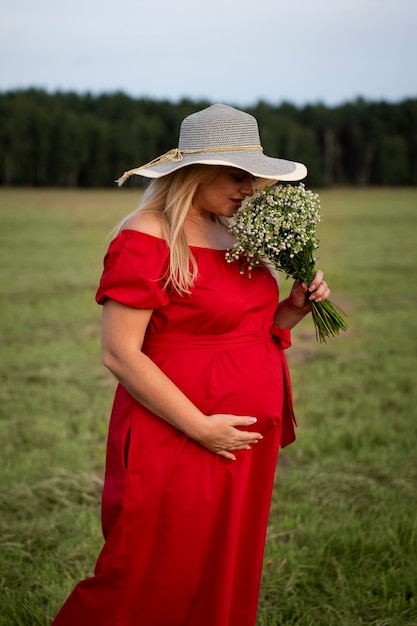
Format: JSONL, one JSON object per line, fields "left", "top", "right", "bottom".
{"left": 53, "top": 230, "right": 296, "bottom": 626}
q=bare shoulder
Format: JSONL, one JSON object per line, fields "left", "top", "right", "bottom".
{"left": 123, "top": 212, "right": 164, "bottom": 238}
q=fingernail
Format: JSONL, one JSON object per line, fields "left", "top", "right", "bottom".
{"left": 248, "top": 417, "right": 257, "bottom": 423}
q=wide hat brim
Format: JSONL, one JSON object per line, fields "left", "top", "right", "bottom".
{"left": 116, "top": 104, "right": 308, "bottom": 185}
{"left": 130, "top": 150, "right": 307, "bottom": 181}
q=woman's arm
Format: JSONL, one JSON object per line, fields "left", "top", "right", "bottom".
{"left": 274, "top": 270, "right": 330, "bottom": 329}
{"left": 101, "top": 300, "right": 262, "bottom": 460}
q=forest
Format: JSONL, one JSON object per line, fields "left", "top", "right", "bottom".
{"left": 1, "top": 89, "right": 416, "bottom": 187}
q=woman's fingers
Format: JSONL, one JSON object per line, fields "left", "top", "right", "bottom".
{"left": 307, "top": 270, "right": 331, "bottom": 303}
{"left": 308, "top": 270, "right": 324, "bottom": 291}
{"left": 309, "top": 281, "right": 330, "bottom": 302}
{"left": 228, "top": 415, "right": 263, "bottom": 446}
{"left": 231, "top": 415, "right": 258, "bottom": 426}
{"left": 219, "top": 450, "right": 237, "bottom": 461}
{"left": 197, "top": 413, "right": 263, "bottom": 458}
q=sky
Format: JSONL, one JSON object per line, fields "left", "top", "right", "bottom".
{"left": 1, "top": 0, "right": 416, "bottom": 108}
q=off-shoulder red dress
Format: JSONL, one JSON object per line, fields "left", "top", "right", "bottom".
{"left": 53, "top": 230, "right": 296, "bottom": 626}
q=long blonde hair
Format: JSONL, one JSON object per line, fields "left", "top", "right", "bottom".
{"left": 115, "top": 165, "right": 274, "bottom": 294}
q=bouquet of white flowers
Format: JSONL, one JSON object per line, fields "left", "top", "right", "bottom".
{"left": 225, "top": 183, "right": 348, "bottom": 343}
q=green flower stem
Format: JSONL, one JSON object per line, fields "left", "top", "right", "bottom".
{"left": 310, "top": 300, "right": 348, "bottom": 343}
{"left": 272, "top": 250, "right": 348, "bottom": 343}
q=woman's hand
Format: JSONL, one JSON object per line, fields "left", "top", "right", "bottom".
{"left": 193, "top": 414, "right": 263, "bottom": 461}
{"left": 288, "top": 270, "right": 331, "bottom": 313}
{"left": 274, "top": 270, "right": 331, "bottom": 329}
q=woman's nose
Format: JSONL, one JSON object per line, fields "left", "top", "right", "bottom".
{"left": 241, "top": 175, "right": 254, "bottom": 196}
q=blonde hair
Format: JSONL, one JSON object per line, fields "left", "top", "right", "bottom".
{"left": 115, "top": 165, "right": 275, "bottom": 294}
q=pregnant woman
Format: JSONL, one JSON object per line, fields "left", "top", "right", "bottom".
{"left": 53, "top": 104, "right": 330, "bottom": 626}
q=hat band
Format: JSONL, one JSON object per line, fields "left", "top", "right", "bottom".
{"left": 116, "top": 145, "right": 263, "bottom": 186}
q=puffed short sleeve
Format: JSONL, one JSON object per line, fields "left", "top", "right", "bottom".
{"left": 95, "top": 230, "right": 170, "bottom": 309}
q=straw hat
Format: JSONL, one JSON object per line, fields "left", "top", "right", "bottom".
{"left": 117, "top": 104, "right": 307, "bottom": 186}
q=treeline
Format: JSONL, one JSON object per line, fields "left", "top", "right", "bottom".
{"left": 1, "top": 89, "right": 416, "bottom": 187}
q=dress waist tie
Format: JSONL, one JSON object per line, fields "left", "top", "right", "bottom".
{"left": 143, "top": 330, "right": 273, "bottom": 352}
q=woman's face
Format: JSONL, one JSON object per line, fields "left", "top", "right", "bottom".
{"left": 192, "top": 168, "right": 255, "bottom": 218}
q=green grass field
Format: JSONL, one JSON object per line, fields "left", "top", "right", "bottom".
{"left": 1, "top": 187, "right": 416, "bottom": 625}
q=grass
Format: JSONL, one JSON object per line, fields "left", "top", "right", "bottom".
{"left": 259, "top": 188, "right": 417, "bottom": 625}
{"left": 0, "top": 187, "right": 416, "bottom": 625}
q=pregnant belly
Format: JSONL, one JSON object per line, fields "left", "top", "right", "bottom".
{"left": 148, "top": 340, "right": 285, "bottom": 435}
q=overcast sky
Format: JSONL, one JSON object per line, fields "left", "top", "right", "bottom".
{"left": 1, "top": 0, "right": 416, "bottom": 107}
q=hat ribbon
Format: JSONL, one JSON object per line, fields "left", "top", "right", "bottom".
{"left": 116, "top": 145, "right": 263, "bottom": 186}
